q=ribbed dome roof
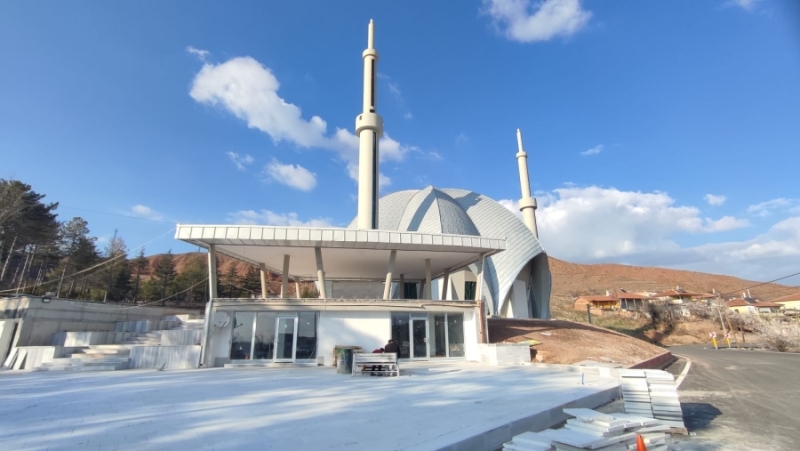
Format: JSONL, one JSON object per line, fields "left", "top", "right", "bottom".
{"left": 349, "top": 185, "right": 550, "bottom": 317}
{"left": 396, "top": 187, "right": 479, "bottom": 236}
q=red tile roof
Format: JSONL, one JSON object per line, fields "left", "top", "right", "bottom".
{"left": 773, "top": 293, "right": 800, "bottom": 303}
{"left": 725, "top": 299, "right": 781, "bottom": 308}
{"left": 654, "top": 289, "right": 704, "bottom": 297}
{"left": 611, "top": 291, "right": 650, "bottom": 300}
{"left": 576, "top": 296, "right": 616, "bottom": 302}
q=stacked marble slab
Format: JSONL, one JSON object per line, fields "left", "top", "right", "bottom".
{"left": 619, "top": 369, "right": 685, "bottom": 429}
{"left": 502, "top": 408, "right": 673, "bottom": 451}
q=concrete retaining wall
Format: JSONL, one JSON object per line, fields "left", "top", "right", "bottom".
{"left": 129, "top": 345, "right": 201, "bottom": 370}
{"left": 477, "top": 343, "right": 531, "bottom": 366}
{"left": 13, "top": 346, "right": 84, "bottom": 370}
{"left": 161, "top": 330, "right": 202, "bottom": 346}
{"left": 628, "top": 351, "right": 675, "bottom": 369}
{"left": 0, "top": 297, "right": 195, "bottom": 346}
{"left": 51, "top": 331, "right": 140, "bottom": 346}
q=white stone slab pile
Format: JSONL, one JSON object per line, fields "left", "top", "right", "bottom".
{"left": 502, "top": 409, "right": 674, "bottom": 451}
{"left": 618, "top": 369, "right": 685, "bottom": 429}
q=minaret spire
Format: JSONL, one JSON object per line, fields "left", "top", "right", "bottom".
{"left": 356, "top": 19, "right": 383, "bottom": 229}
{"left": 516, "top": 129, "right": 539, "bottom": 238}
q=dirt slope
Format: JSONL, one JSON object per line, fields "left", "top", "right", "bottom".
{"left": 488, "top": 318, "right": 666, "bottom": 366}
{"left": 548, "top": 256, "right": 797, "bottom": 307}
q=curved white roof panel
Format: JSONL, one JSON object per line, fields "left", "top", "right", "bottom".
{"left": 350, "top": 186, "right": 550, "bottom": 315}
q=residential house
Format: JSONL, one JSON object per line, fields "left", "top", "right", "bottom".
{"left": 653, "top": 287, "right": 707, "bottom": 304}
{"left": 772, "top": 293, "right": 800, "bottom": 311}
{"left": 611, "top": 289, "right": 650, "bottom": 311}
{"left": 573, "top": 295, "right": 617, "bottom": 312}
{"left": 724, "top": 298, "right": 782, "bottom": 315}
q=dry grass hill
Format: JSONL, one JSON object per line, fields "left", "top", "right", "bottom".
{"left": 143, "top": 252, "right": 798, "bottom": 303}
{"left": 547, "top": 256, "right": 798, "bottom": 308}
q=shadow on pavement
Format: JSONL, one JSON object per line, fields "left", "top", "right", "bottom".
{"left": 682, "top": 402, "right": 722, "bottom": 431}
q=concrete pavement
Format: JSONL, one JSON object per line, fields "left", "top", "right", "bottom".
{"left": 669, "top": 345, "right": 800, "bottom": 450}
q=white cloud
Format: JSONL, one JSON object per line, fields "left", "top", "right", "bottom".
{"left": 723, "top": 0, "right": 762, "bottom": 12}
{"left": 704, "top": 194, "right": 726, "bottom": 206}
{"left": 747, "top": 198, "right": 796, "bottom": 217}
{"left": 455, "top": 133, "right": 468, "bottom": 147}
{"left": 226, "top": 151, "right": 254, "bottom": 171}
{"left": 264, "top": 159, "right": 317, "bottom": 191}
{"left": 131, "top": 205, "right": 163, "bottom": 221}
{"left": 483, "top": 0, "right": 592, "bottom": 43}
{"left": 580, "top": 144, "right": 603, "bottom": 156}
{"left": 501, "top": 187, "right": 796, "bottom": 280}
{"left": 190, "top": 56, "right": 415, "bottom": 185}
{"left": 703, "top": 216, "right": 750, "bottom": 232}
{"left": 428, "top": 151, "right": 443, "bottom": 161}
{"left": 186, "top": 46, "right": 210, "bottom": 62}
{"left": 227, "top": 210, "right": 332, "bottom": 227}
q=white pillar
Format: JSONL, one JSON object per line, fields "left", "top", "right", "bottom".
{"left": 441, "top": 267, "right": 450, "bottom": 301}
{"left": 207, "top": 245, "right": 218, "bottom": 300}
{"left": 315, "top": 247, "right": 327, "bottom": 298}
{"left": 259, "top": 263, "right": 269, "bottom": 299}
{"left": 424, "top": 259, "right": 431, "bottom": 300}
{"left": 383, "top": 250, "right": 396, "bottom": 300}
{"left": 295, "top": 279, "right": 301, "bottom": 298}
{"left": 280, "top": 255, "right": 290, "bottom": 298}
{"left": 355, "top": 20, "right": 384, "bottom": 229}
{"left": 475, "top": 254, "right": 485, "bottom": 302}
{"left": 399, "top": 274, "right": 405, "bottom": 299}
{"left": 516, "top": 129, "right": 539, "bottom": 238}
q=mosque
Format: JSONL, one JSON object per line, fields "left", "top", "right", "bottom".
{"left": 175, "top": 20, "right": 551, "bottom": 367}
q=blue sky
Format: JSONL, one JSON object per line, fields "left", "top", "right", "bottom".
{"left": 1, "top": 0, "right": 799, "bottom": 282}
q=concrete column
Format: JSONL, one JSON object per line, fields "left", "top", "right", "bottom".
{"left": 295, "top": 279, "right": 301, "bottom": 298}
{"left": 424, "top": 259, "right": 431, "bottom": 300}
{"left": 399, "top": 274, "right": 405, "bottom": 299}
{"left": 280, "top": 255, "right": 290, "bottom": 298}
{"left": 516, "top": 129, "right": 539, "bottom": 238}
{"left": 207, "top": 245, "right": 218, "bottom": 300}
{"left": 315, "top": 247, "right": 327, "bottom": 298}
{"left": 441, "top": 267, "right": 450, "bottom": 301}
{"left": 475, "top": 253, "right": 485, "bottom": 302}
{"left": 383, "top": 250, "right": 397, "bottom": 300}
{"left": 259, "top": 263, "right": 269, "bottom": 299}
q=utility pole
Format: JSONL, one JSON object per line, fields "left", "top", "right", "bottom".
{"left": 587, "top": 305, "right": 593, "bottom": 324}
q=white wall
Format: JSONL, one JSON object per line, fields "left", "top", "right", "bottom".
{"left": 510, "top": 280, "right": 530, "bottom": 318}
{"left": 207, "top": 313, "right": 233, "bottom": 367}
{"left": 0, "top": 320, "right": 17, "bottom": 364}
{"left": 317, "top": 311, "right": 391, "bottom": 366}
{"left": 463, "top": 309, "right": 480, "bottom": 362}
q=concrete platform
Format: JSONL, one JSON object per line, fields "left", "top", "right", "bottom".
{"left": 0, "top": 362, "right": 619, "bottom": 451}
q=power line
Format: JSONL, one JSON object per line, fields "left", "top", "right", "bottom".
{"left": 720, "top": 270, "right": 800, "bottom": 297}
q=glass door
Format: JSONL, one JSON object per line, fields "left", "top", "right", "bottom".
{"left": 274, "top": 316, "right": 298, "bottom": 362}
{"left": 410, "top": 318, "right": 429, "bottom": 359}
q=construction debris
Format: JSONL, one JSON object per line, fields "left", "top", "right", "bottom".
{"left": 502, "top": 408, "right": 678, "bottom": 450}
{"left": 618, "top": 369, "right": 685, "bottom": 430}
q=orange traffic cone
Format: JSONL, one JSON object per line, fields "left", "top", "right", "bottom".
{"left": 636, "top": 433, "right": 647, "bottom": 451}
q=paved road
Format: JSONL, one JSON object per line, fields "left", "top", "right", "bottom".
{"left": 668, "top": 345, "right": 800, "bottom": 450}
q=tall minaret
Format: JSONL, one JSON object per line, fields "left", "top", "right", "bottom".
{"left": 356, "top": 19, "right": 384, "bottom": 229}
{"left": 516, "top": 129, "right": 539, "bottom": 238}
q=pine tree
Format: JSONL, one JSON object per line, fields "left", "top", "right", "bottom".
{"left": 103, "top": 229, "right": 127, "bottom": 301}
{"left": 131, "top": 248, "right": 149, "bottom": 302}
{"left": 153, "top": 250, "right": 176, "bottom": 306}
{"left": 243, "top": 264, "right": 261, "bottom": 296}
{"left": 176, "top": 256, "right": 207, "bottom": 304}
{"left": 224, "top": 262, "right": 240, "bottom": 298}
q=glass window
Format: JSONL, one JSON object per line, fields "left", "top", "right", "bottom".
{"left": 230, "top": 312, "right": 255, "bottom": 360}
{"left": 464, "top": 281, "right": 476, "bottom": 300}
{"left": 433, "top": 314, "right": 447, "bottom": 357}
{"left": 404, "top": 282, "right": 418, "bottom": 300}
{"left": 447, "top": 314, "right": 465, "bottom": 357}
{"left": 391, "top": 313, "right": 411, "bottom": 358}
{"left": 253, "top": 312, "right": 277, "bottom": 360}
{"left": 296, "top": 312, "right": 318, "bottom": 360}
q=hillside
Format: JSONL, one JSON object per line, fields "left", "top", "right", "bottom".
{"left": 142, "top": 252, "right": 798, "bottom": 303}
{"left": 547, "top": 256, "right": 798, "bottom": 308}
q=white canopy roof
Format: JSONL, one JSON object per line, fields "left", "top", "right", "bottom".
{"left": 175, "top": 224, "right": 505, "bottom": 281}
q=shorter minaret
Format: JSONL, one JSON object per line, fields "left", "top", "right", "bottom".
{"left": 355, "top": 19, "right": 384, "bottom": 229}
{"left": 516, "top": 129, "right": 539, "bottom": 238}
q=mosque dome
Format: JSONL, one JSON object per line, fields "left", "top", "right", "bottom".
{"left": 350, "top": 186, "right": 551, "bottom": 317}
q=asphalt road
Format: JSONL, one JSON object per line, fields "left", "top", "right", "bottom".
{"left": 668, "top": 345, "right": 800, "bottom": 450}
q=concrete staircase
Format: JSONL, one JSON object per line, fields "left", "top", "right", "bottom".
{"left": 35, "top": 315, "right": 204, "bottom": 372}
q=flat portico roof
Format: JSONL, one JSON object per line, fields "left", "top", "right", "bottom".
{"left": 175, "top": 224, "right": 505, "bottom": 280}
